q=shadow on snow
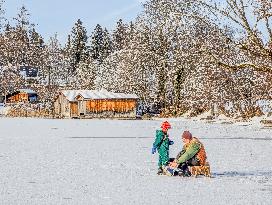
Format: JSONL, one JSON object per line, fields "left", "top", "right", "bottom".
{"left": 213, "top": 171, "right": 272, "bottom": 178}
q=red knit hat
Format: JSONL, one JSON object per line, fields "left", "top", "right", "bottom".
{"left": 182, "top": 131, "right": 192, "bottom": 140}
{"left": 161, "top": 121, "right": 171, "bottom": 131}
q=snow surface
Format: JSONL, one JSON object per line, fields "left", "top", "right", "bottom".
{"left": 0, "top": 106, "right": 10, "bottom": 116}
{"left": 0, "top": 117, "right": 271, "bottom": 205}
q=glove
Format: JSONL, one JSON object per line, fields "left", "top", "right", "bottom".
{"left": 169, "top": 140, "right": 174, "bottom": 145}
{"left": 151, "top": 146, "right": 157, "bottom": 154}
{"left": 169, "top": 161, "right": 178, "bottom": 168}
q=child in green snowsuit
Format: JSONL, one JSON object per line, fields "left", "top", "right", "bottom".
{"left": 151, "top": 121, "right": 174, "bottom": 174}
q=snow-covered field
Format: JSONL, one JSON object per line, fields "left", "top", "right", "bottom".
{"left": 0, "top": 117, "right": 271, "bottom": 205}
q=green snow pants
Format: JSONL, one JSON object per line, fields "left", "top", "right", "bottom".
{"left": 158, "top": 149, "right": 169, "bottom": 168}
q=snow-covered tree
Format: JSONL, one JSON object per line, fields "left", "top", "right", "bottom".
{"left": 199, "top": 0, "right": 272, "bottom": 73}
{"left": 90, "top": 24, "right": 103, "bottom": 61}
{"left": 0, "top": 0, "right": 270, "bottom": 118}
{"left": 0, "top": 66, "right": 23, "bottom": 103}
{"left": 73, "top": 56, "right": 96, "bottom": 90}
{"left": 35, "top": 34, "right": 66, "bottom": 106}
{"left": 101, "top": 28, "right": 112, "bottom": 60}
{"left": 0, "top": 0, "right": 6, "bottom": 32}
{"left": 29, "top": 28, "right": 45, "bottom": 67}
{"left": 90, "top": 24, "right": 112, "bottom": 63}
{"left": 112, "top": 19, "right": 127, "bottom": 51}
{"left": 66, "top": 19, "right": 89, "bottom": 73}
{"left": 42, "top": 34, "right": 65, "bottom": 86}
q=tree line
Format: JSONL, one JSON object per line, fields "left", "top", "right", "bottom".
{"left": 0, "top": 0, "right": 271, "bottom": 118}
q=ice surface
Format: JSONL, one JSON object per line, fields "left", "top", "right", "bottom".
{"left": 0, "top": 118, "right": 271, "bottom": 205}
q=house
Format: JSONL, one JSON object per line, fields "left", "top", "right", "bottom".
{"left": 54, "top": 90, "right": 138, "bottom": 119}
{"left": 6, "top": 89, "right": 38, "bottom": 103}
{"left": 19, "top": 66, "right": 38, "bottom": 78}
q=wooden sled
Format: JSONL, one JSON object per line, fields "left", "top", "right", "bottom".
{"left": 189, "top": 162, "right": 211, "bottom": 177}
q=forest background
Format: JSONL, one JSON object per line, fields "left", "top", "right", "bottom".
{"left": 0, "top": 0, "right": 271, "bottom": 119}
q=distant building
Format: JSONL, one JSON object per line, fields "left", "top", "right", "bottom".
{"left": 19, "top": 66, "right": 38, "bottom": 79}
{"left": 54, "top": 90, "right": 138, "bottom": 119}
{"left": 6, "top": 89, "right": 38, "bottom": 103}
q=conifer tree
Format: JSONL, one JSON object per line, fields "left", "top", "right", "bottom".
{"left": 90, "top": 24, "right": 104, "bottom": 61}
{"left": 29, "top": 28, "right": 45, "bottom": 68}
{"left": 90, "top": 25, "right": 112, "bottom": 64}
{"left": 112, "top": 19, "right": 127, "bottom": 51}
{"left": 67, "top": 19, "right": 89, "bottom": 73}
{"left": 13, "top": 5, "right": 32, "bottom": 65}
{"left": 101, "top": 28, "right": 112, "bottom": 60}
{"left": 63, "top": 34, "right": 73, "bottom": 84}
{"left": 124, "top": 21, "right": 135, "bottom": 48}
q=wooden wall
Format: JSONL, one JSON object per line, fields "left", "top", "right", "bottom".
{"left": 7, "top": 93, "right": 28, "bottom": 103}
{"left": 85, "top": 99, "right": 136, "bottom": 113}
{"left": 54, "top": 93, "right": 71, "bottom": 118}
{"left": 54, "top": 95, "right": 137, "bottom": 119}
{"left": 70, "top": 102, "right": 78, "bottom": 115}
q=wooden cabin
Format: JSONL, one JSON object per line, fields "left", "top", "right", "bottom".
{"left": 6, "top": 89, "right": 38, "bottom": 103}
{"left": 54, "top": 90, "right": 138, "bottom": 119}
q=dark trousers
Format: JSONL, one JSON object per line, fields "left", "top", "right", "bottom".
{"left": 170, "top": 156, "right": 200, "bottom": 173}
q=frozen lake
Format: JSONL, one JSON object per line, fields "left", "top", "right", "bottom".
{"left": 0, "top": 118, "right": 271, "bottom": 205}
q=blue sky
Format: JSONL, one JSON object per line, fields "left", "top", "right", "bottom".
{"left": 4, "top": 0, "right": 146, "bottom": 45}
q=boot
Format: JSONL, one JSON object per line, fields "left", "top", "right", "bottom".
{"left": 177, "top": 169, "right": 191, "bottom": 177}
{"left": 178, "top": 163, "right": 191, "bottom": 177}
{"left": 183, "top": 169, "right": 191, "bottom": 177}
{"left": 157, "top": 167, "right": 163, "bottom": 175}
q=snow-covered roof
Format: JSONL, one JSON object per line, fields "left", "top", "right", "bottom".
{"left": 61, "top": 89, "right": 138, "bottom": 101}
